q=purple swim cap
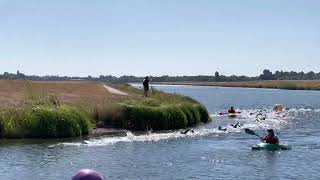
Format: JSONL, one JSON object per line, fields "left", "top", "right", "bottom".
{"left": 72, "top": 169, "right": 103, "bottom": 180}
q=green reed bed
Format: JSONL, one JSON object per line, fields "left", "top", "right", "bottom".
{"left": 93, "top": 87, "right": 211, "bottom": 131}
{"left": 0, "top": 106, "right": 91, "bottom": 139}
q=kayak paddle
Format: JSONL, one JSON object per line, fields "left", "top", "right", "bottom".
{"left": 245, "top": 128, "right": 263, "bottom": 138}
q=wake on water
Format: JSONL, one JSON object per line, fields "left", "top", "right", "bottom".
{"left": 58, "top": 108, "right": 317, "bottom": 147}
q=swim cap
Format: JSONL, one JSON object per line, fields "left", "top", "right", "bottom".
{"left": 72, "top": 169, "right": 103, "bottom": 180}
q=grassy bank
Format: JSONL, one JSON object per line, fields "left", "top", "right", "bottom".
{"left": 92, "top": 85, "right": 210, "bottom": 131}
{"left": 0, "top": 81, "right": 210, "bottom": 138}
{"left": 0, "top": 88, "right": 91, "bottom": 138}
{"left": 156, "top": 80, "right": 320, "bottom": 91}
{"left": 0, "top": 106, "right": 90, "bottom": 138}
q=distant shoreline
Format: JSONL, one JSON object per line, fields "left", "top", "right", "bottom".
{"left": 153, "top": 80, "right": 320, "bottom": 91}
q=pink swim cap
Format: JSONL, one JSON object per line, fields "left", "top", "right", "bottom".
{"left": 72, "top": 169, "right": 103, "bottom": 180}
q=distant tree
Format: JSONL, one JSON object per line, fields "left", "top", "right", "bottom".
{"left": 1, "top": 69, "right": 320, "bottom": 82}
{"left": 214, "top": 71, "right": 220, "bottom": 82}
{"left": 259, "top": 69, "right": 274, "bottom": 80}
{"left": 307, "top": 71, "right": 315, "bottom": 80}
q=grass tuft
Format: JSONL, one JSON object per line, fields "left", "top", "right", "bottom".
{"left": 0, "top": 106, "right": 91, "bottom": 139}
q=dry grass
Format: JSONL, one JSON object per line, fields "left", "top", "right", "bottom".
{"left": 0, "top": 80, "right": 128, "bottom": 138}
{"left": 0, "top": 80, "right": 129, "bottom": 107}
{"left": 157, "top": 80, "right": 320, "bottom": 90}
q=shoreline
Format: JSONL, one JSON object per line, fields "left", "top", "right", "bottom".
{"left": 153, "top": 80, "right": 320, "bottom": 91}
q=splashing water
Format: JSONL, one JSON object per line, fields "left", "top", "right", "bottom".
{"left": 58, "top": 108, "right": 320, "bottom": 147}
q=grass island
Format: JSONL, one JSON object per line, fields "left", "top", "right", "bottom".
{"left": 0, "top": 80, "right": 210, "bottom": 139}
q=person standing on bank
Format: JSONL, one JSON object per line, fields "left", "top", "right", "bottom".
{"left": 143, "top": 76, "right": 150, "bottom": 97}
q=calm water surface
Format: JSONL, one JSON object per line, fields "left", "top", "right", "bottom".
{"left": 1, "top": 85, "right": 320, "bottom": 180}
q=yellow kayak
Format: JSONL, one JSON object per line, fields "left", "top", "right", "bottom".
{"left": 228, "top": 113, "right": 237, "bottom": 118}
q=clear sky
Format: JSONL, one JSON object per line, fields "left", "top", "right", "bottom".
{"left": 0, "top": 0, "right": 319, "bottom": 77}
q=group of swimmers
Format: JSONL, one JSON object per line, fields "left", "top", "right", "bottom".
{"left": 217, "top": 105, "right": 283, "bottom": 144}
{"left": 143, "top": 76, "right": 284, "bottom": 144}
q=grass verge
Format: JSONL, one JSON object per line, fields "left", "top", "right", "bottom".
{"left": 91, "top": 87, "right": 211, "bottom": 131}
{"left": 0, "top": 106, "right": 91, "bottom": 139}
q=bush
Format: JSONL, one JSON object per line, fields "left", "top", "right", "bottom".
{"left": 25, "top": 106, "right": 90, "bottom": 138}
{"left": 163, "top": 106, "right": 187, "bottom": 129}
{"left": 180, "top": 104, "right": 200, "bottom": 126}
{"left": 195, "top": 105, "right": 210, "bottom": 123}
{"left": 0, "top": 108, "right": 26, "bottom": 138}
{"left": 90, "top": 104, "right": 126, "bottom": 128}
{"left": 88, "top": 84, "right": 211, "bottom": 131}
{"left": 99, "top": 103, "right": 210, "bottom": 131}
{"left": 0, "top": 106, "right": 91, "bottom": 139}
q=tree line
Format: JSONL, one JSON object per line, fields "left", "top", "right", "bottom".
{"left": 1, "top": 70, "right": 320, "bottom": 82}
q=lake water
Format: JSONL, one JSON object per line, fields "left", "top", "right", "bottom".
{"left": 1, "top": 85, "right": 320, "bottom": 180}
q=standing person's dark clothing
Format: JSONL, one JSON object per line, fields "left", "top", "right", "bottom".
{"left": 143, "top": 77, "right": 150, "bottom": 97}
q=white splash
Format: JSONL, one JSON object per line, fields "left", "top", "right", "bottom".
{"left": 58, "top": 108, "right": 316, "bottom": 147}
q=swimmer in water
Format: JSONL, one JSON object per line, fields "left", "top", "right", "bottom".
{"left": 181, "top": 129, "right": 194, "bottom": 134}
{"left": 218, "top": 126, "right": 227, "bottom": 131}
{"left": 230, "top": 122, "right": 242, "bottom": 128}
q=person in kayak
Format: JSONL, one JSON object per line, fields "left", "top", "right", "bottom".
{"left": 143, "top": 76, "right": 150, "bottom": 97}
{"left": 228, "top": 106, "right": 236, "bottom": 114}
{"left": 260, "top": 129, "right": 279, "bottom": 144}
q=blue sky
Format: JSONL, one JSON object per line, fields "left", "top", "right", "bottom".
{"left": 0, "top": 0, "right": 319, "bottom": 77}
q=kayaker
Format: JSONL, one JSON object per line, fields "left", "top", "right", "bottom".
{"left": 260, "top": 129, "right": 279, "bottom": 144}
{"left": 228, "top": 107, "right": 236, "bottom": 114}
{"left": 143, "top": 76, "right": 150, "bottom": 97}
